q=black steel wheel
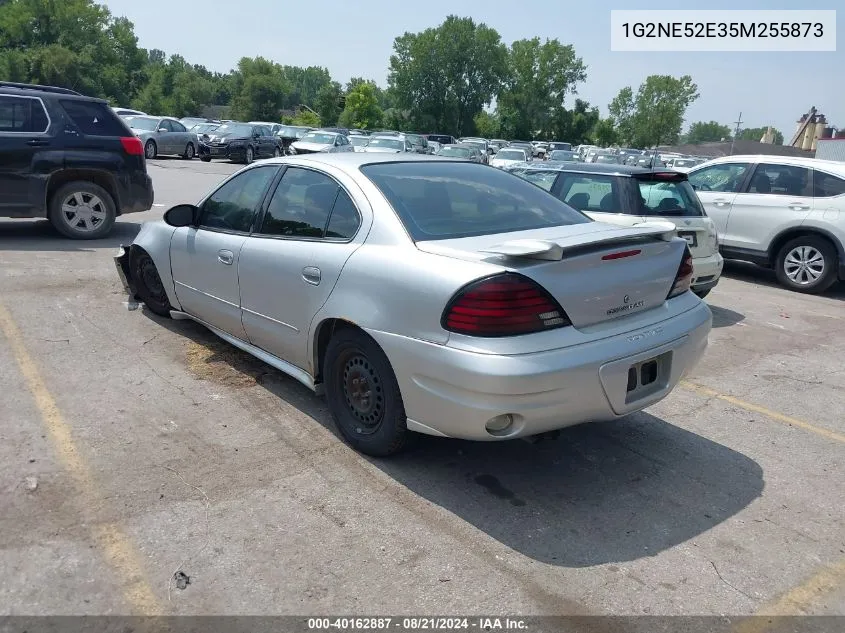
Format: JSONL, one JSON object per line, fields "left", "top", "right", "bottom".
{"left": 131, "top": 250, "right": 172, "bottom": 317}
{"left": 324, "top": 328, "right": 411, "bottom": 456}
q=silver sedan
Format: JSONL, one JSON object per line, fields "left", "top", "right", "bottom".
{"left": 115, "top": 154, "right": 711, "bottom": 456}
{"left": 126, "top": 116, "right": 198, "bottom": 160}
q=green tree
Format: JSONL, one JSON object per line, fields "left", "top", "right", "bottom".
{"left": 684, "top": 120, "right": 732, "bottom": 144}
{"left": 315, "top": 81, "right": 343, "bottom": 126}
{"left": 473, "top": 110, "right": 501, "bottom": 138}
{"left": 548, "top": 98, "right": 599, "bottom": 144}
{"left": 282, "top": 65, "right": 333, "bottom": 110}
{"left": 338, "top": 82, "right": 383, "bottom": 130}
{"left": 289, "top": 109, "right": 321, "bottom": 127}
{"left": 0, "top": 0, "right": 146, "bottom": 104}
{"left": 497, "top": 37, "right": 587, "bottom": 140}
{"left": 229, "top": 56, "right": 288, "bottom": 121}
{"left": 608, "top": 75, "right": 699, "bottom": 147}
{"left": 592, "top": 118, "right": 618, "bottom": 146}
{"left": 388, "top": 15, "right": 507, "bottom": 135}
{"left": 739, "top": 126, "right": 784, "bottom": 144}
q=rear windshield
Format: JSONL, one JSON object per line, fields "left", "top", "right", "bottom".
{"left": 360, "top": 161, "right": 589, "bottom": 241}
{"left": 636, "top": 176, "right": 705, "bottom": 217}
{"left": 496, "top": 149, "right": 526, "bottom": 161}
{"left": 61, "top": 100, "right": 128, "bottom": 136}
{"left": 427, "top": 135, "right": 453, "bottom": 144}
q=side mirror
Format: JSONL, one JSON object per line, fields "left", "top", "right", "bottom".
{"left": 163, "top": 204, "right": 198, "bottom": 227}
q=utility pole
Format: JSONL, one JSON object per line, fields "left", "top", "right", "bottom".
{"left": 729, "top": 112, "right": 743, "bottom": 155}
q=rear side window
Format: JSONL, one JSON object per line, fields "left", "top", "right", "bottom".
{"left": 747, "top": 163, "right": 812, "bottom": 197}
{"left": 0, "top": 96, "right": 49, "bottom": 133}
{"left": 60, "top": 100, "right": 128, "bottom": 136}
{"left": 557, "top": 173, "right": 623, "bottom": 213}
{"left": 636, "top": 176, "right": 705, "bottom": 217}
{"left": 813, "top": 171, "right": 845, "bottom": 198}
{"left": 361, "top": 161, "right": 588, "bottom": 241}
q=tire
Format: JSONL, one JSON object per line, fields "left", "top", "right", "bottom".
{"left": 774, "top": 236, "right": 838, "bottom": 294}
{"left": 324, "top": 328, "right": 412, "bottom": 457}
{"left": 183, "top": 143, "right": 195, "bottom": 160}
{"left": 245, "top": 146, "right": 254, "bottom": 164}
{"left": 273, "top": 147, "right": 281, "bottom": 158}
{"left": 48, "top": 181, "right": 116, "bottom": 239}
{"left": 130, "top": 249, "right": 173, "bottom": 317}
{"left": 693, "top": 288, "right": 711, "bottom": 299}
{"left": 200, "top": 155, "right": 211, "bottom": 162}
{"left": 144, "top": 140, "right": 157, "bottom": 160}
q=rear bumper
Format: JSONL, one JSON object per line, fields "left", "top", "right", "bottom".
{"left": 367, "top": 300, "right": 712, "bottom": 441}
{"left": 114, "top": 245, "right": 135, "bottom": 296}
{"left": 691, "top": 251, "right": 723, "bottom": 291}
{"left": 116, "top": 172, "right": 154, "bottom": 215}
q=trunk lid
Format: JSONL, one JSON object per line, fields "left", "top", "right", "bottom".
{"left": 417, "top": 223, "right": 685, "bottom": 328}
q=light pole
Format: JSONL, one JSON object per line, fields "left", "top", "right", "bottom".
{"left": 729, "top": 112, "right": 743, "bottom": 156}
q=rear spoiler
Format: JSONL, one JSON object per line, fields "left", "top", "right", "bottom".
{"left": 479, "top": 221, "right": 678, "bottom": 261}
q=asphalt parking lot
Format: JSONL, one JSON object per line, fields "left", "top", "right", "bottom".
{"left": 1, "top": 157, "right": 844, "bottom": 618}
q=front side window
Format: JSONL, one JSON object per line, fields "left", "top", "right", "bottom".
{"left": 747, "top": 163, "right": 812, "bottom": 196}
{"left": 200, "top": 166, "right": 279, "bottom": 232}
{"left": 361, "top": 161, "right": 588, "bottom": 241}
{"left": 260, "top": 167, "right": 356, "bottom": 239}
{"left": 159, "top": 120, "right": 173, "bottom": 132}
{"left": 688, "top": 163, "right": 750, "bottom": 193}
{"left": 557, "top": 173, "right": 622, "bottom": 213}
{"left": 171, "top": 120, "right": 187, "bottom": 133}
{"left": 0, "top": 96, "right": 49, "bottom": 133}
{"left": 813, "top": 171, "right": 845, "bottom": 198}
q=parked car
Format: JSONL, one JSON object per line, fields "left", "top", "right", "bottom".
{"left": 427, "top": 140, "right": 442, "bottom": 154}
{"left": 348, "top": 129, "right": 369, "bottom": 136}
{"left": 687, "top": 155, "right": 845, "bottom": 293}
{"left": 319, "top": 127, "right": 351, "bottom": 136}
{"left": 403, "top": 133, "right": 431, "bottom": 154}
{"left": 425, "top": 133, "right": 457, "bottom": 146}
{"left": 547, "top": 150, "right": 580, "bottom": 163}
{"left": 668, "top": 157, "right": 705, "bottom": 172}
{"left": 115, "top": 153, "right": 711, "bottom": 456}
{"left": 189, "top": 122, "right": 221, "bottom": 144}
{"left": 361, "top": 136, "right": 414, "bottom": 154}
{"left": 198, "top": 122, "right": 281, "bottom": 163}
{"left": 249, "top": 121, "right": 284, "bottom": 136}
{"left": 275, "top": 125, "right": 314, "bottom": 154}
{"left": 458, "top": 138, "right": 491, "bottom": 163}
{"left": 125, "top": 115, "right": 198, "bottom": 160}
{"left": 290, "top": 131, "right": 354, "bottom": 155}
{"left": 548, "top": 141, "right": 572, "bottom": 152}
{"left": 435, "top": 144, "right": 484, "bottom": 163}
{"left": 180, "top": 117, "right": 212, "bottom": 129}
{"left": 113, "top": 107, "right": 147, "bottom": 118}
{"left": 510, "top": 162, "right": 723, "bottom": 298}
{"left": 0, "top": 82, "right": 154, "bottom": 239}
{"left": 533, "top": 142, "right": 549, "bottom": 159}
{"left": 348, "top": 135, "right": 371, "bottom": 152}
{"left": 489, "top": 148, "right": 530, "bottom": 169}
{"left": 592, "top": 152, "right": 620, "bottom": 165}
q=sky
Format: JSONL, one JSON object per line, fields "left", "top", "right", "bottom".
{"left": 100, "top": 0, "right": 843, "bottom": 138}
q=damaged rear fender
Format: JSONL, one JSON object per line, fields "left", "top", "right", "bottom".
{"left": 113, "top": 221, "right": 183, "bottom": 311}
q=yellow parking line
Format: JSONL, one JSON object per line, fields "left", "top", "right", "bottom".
{"left": 681, "top": 381, "right": 845, "bottom": 444}
{"left": 0, "top": 303, "right": 162, "bottom": 615}
{"left": 734, "top": 557, "right": 845, "bottom": 632}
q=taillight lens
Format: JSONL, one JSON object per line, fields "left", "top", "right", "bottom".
{"left": 667, "top": 246, "right": 694, "bottom": 299}
{"left": 442, "top": 273, "right": 571, "bottom": 337}
{"left": 120, "top": 137, "right": 144, "bottom": 156}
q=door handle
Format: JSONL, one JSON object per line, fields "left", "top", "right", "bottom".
{"left": 712, "top": 199, "right": 730, "bottom": 207}
{"left": 26, "top": 139, "right": 49, "bottom": 147}
{"left": 789, "top": 203, "right": 810, "bottom": 211}
{"left": 302, "top": 266, "right": 321, "bottom": 285}
{"left": 217, "top": 250, "right": 234, "bottom": 265}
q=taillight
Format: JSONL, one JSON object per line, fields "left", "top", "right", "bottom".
{"left": 667, "top": 246, "right": 694, "bottom": 299}
{"left": 120, "top": 137, "right": 144, "bottom": 156}
{"left": 442, "top": 273, "right": 571, "bottom": 337}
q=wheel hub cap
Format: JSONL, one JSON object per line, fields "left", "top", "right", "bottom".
{"left": 61, "top": 193, "right": 106, "bottom": 232}
{"left": 784, "top": 246, "right": 824, "bottom": 285}
{"left": 342, "top": 355, "right": 383, "bottom": 433}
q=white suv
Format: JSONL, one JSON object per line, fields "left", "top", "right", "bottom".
{"left": 687, "top": 155, "right": 845, "bottom": 293}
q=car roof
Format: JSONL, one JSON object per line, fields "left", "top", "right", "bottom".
{"left": 248, "top": 153, "right": 457, "bottom": 172}
{"left": 517, "top": 162, "right": 686, "bottom": 177}
{"left": 700, "top": 154, "right": 845, "bottom": 175}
